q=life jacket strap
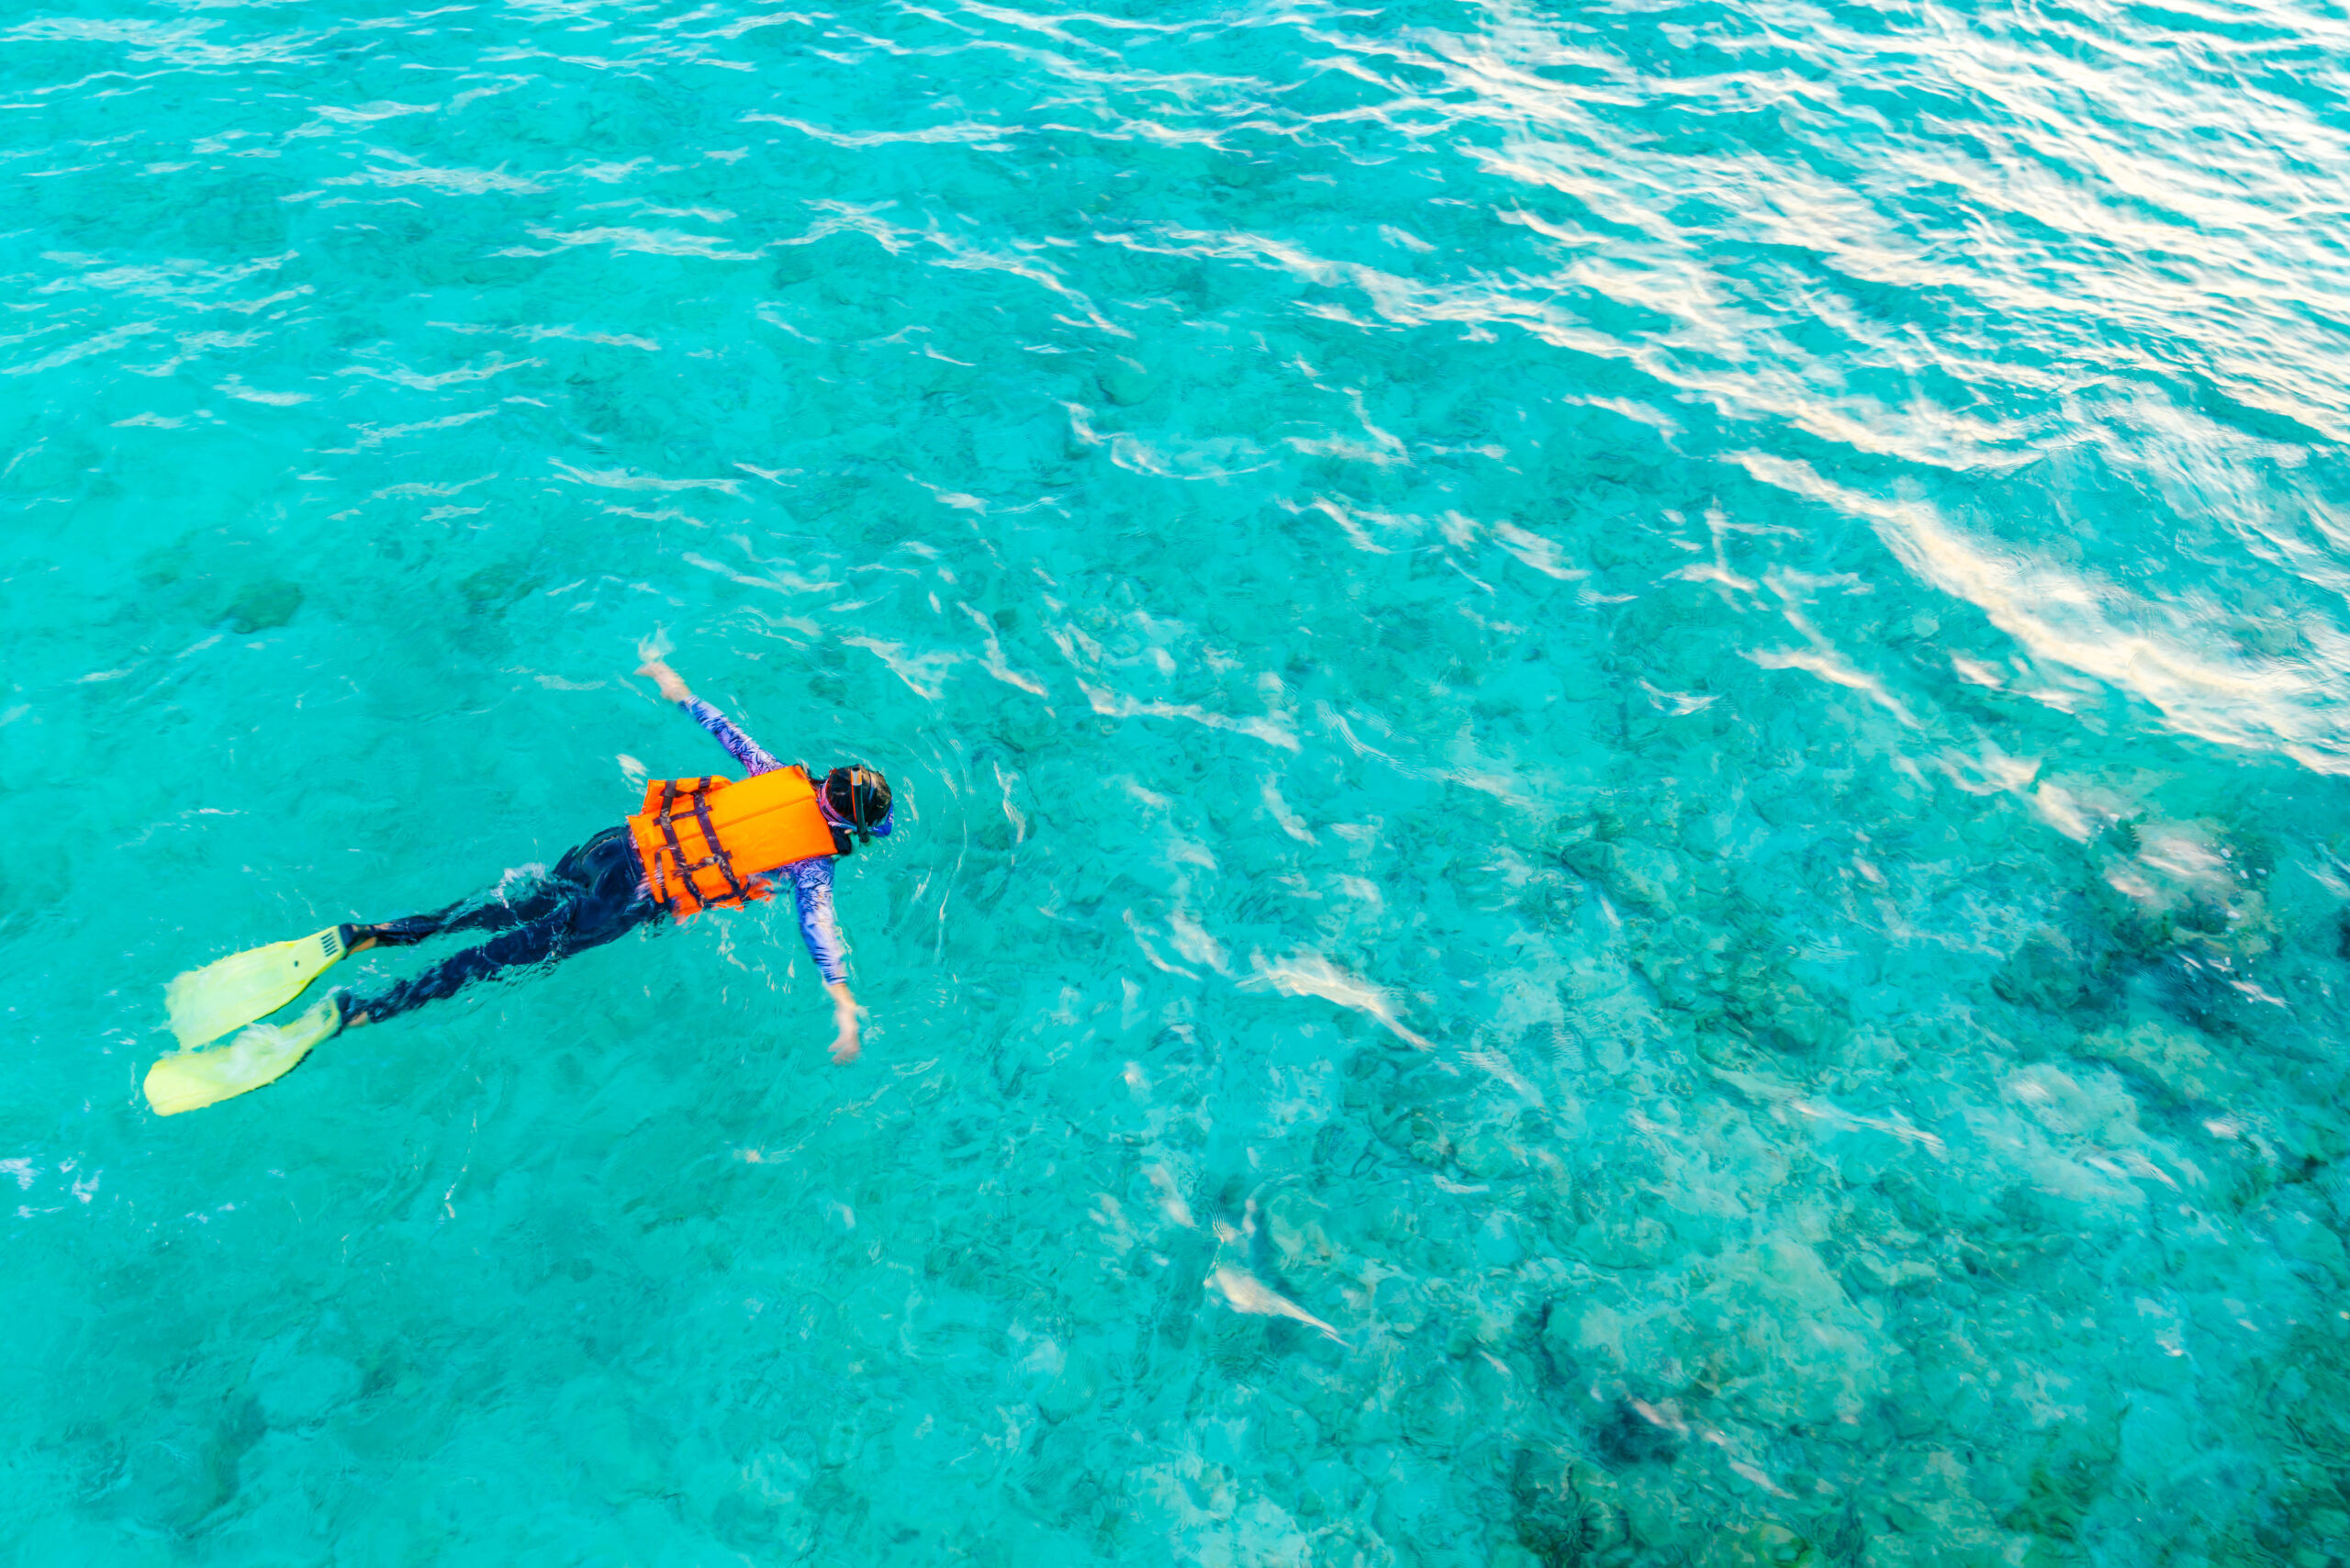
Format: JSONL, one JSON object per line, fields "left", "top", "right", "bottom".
{"left": 651, "top": 778, "right": 750, "bottom": 910}
{"left": 684, "top": 785, "right": 748, "bottom": 904}
{"left": 650, "top": 778, "right": 688, "bottom": 907}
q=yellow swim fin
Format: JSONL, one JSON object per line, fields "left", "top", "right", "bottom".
{"left": 163, "top": 926, "right": 347, "bottom": 1049}
{"left": 144, "top": 995, "right": 345, "bottom": 1116}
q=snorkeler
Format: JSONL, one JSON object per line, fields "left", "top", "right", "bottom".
{"left": 143, "top": 650, "right": 893, "bottom": 1116}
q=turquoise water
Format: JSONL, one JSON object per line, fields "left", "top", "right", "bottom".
{"left": 5, "top": 0, "right": 2349, "bottom": 1560}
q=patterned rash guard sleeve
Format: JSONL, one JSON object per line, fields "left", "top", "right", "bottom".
{"left": 787, "top": 857, "right": 851, "bottom": 984}
{"left": 679, "top": 697, "right": 848, "bottom": 982}
{"left": 683, "top": 697, "right": 784, "bottom": 776}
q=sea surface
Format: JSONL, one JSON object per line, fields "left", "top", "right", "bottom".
{"left": 4, "top": 0, "right": 2348, "bottom": 1562}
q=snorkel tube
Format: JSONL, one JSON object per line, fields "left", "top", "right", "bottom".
{"left": 821, "top": 765, "right": 893, "bottom": 849}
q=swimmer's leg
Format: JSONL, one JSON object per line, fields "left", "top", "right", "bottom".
{"left": 349, "top": 861, "right": 660, "bottom": 1026}
{"left": 349, "top": 888, "right": 560, "bottom": 950}
{"left": 348, "top": 915, "right": 572, "bottom": 1024}
{"left": 347, "top": 844, "right": 600, "bottom": 949}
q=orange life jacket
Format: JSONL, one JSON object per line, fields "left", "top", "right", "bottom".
{"left": 627, "top": 766, "right": 839, "bottom": 918}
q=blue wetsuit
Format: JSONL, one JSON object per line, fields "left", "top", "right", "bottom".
{"left": 355, "top": 699, "right": 851, "bottom": 1022}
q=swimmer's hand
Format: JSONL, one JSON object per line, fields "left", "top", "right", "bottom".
{"left": 827, "top": 981, "right": 863, "bottom": 1065}
{"left": 636, "top": 644, "right": 694, "bottom": 704}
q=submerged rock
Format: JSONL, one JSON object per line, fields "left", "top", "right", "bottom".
{"left": 1037, "top": 1349, "right": 1101, "bottom": 1424}
{"left": 1697, "top": 1521, "right": 1817, "bottom": 1568}
{"left": 1857, "top": 1447, "right": 2028, "bottom": 1568}
{"left": 1684, "top": 1238, "right": 1887, "bottom": 1428}
{"left": 2075, "top": 1020, "right": 2236, "bottom": 1105}
{"left": 226, "top": 577, "right": 303, "bottom": 633}
{"left": 1992, "top": 926, "right": 2114, "bottom": 1015}
{"left": 1563, "top": 834, "right": 1685, "bottom": 913}
{"left": 1511, "top": 1449, "right": 1637, "bottom": 1563}
{"left": 1593, "top": 1398, "right": 1683, "bottom": 1468}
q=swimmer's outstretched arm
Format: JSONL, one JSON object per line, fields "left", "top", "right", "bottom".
{"left": 637, "top": 647, "right": 864, "bottom": 1066}
{"left": 638, "top": 653, "right": 781, "bottom": 773}
{"left": 828, "top": 985, "right": 863, "bottom": 1065}
{"left": 637, "top": 652, "right": 695, "bottom": 705}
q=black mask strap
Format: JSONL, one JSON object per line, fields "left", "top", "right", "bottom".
{"left": 834, "top": 767, "right": 873, "bottom": 844}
